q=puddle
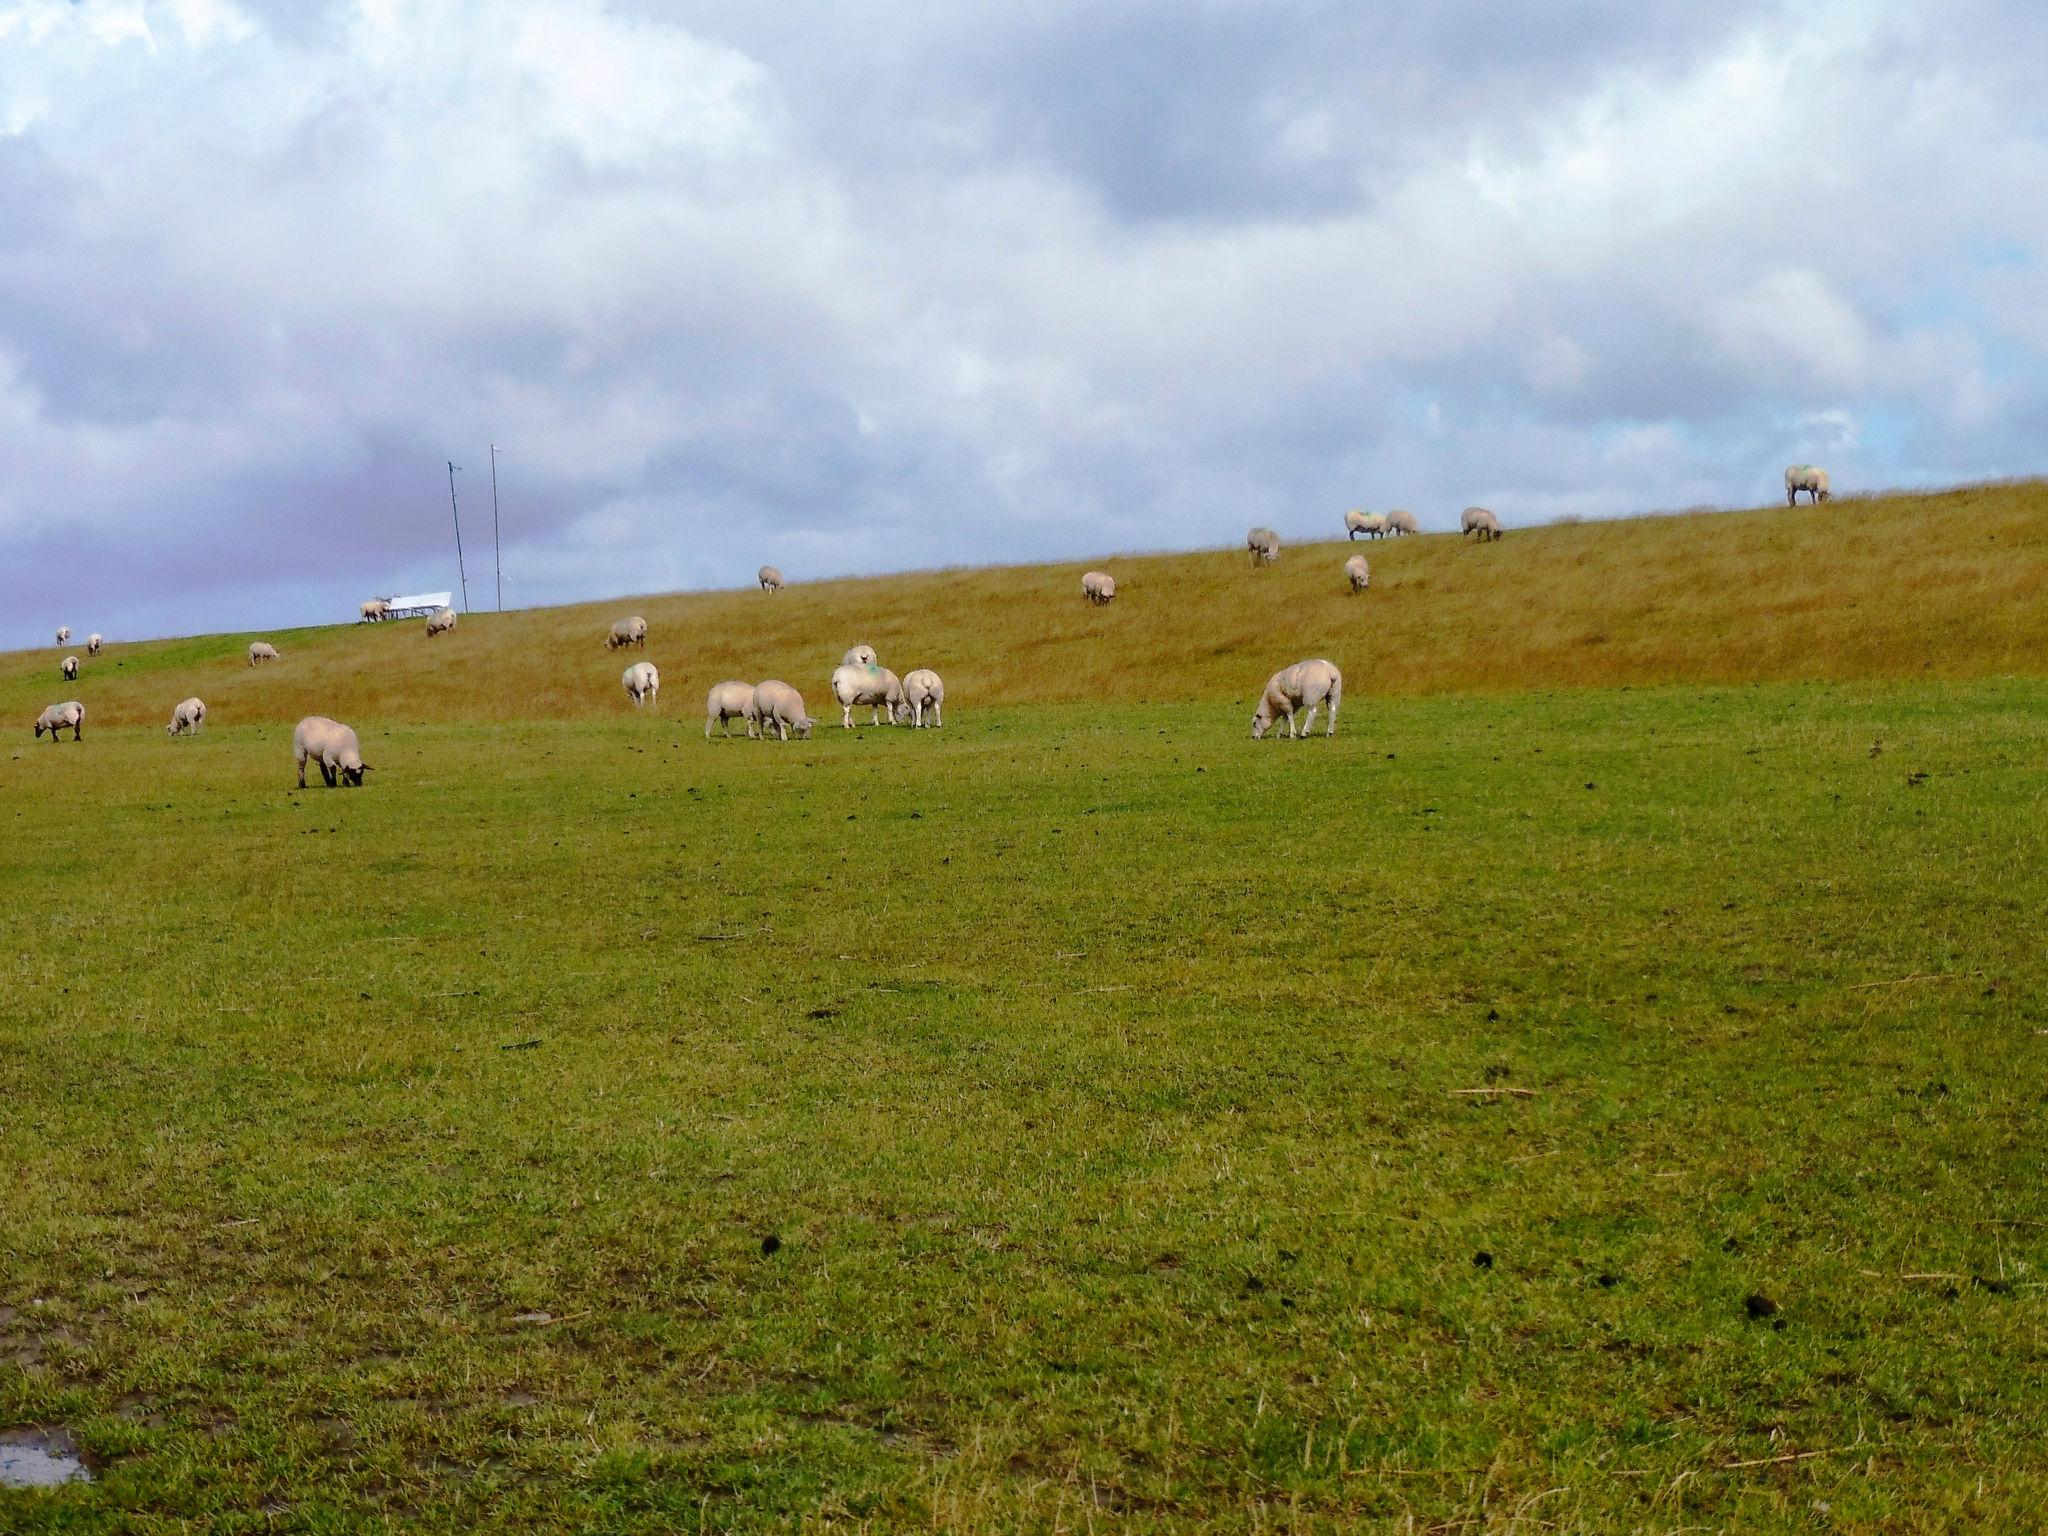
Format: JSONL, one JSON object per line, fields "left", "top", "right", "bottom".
{"left": 0, "top": 1427, "right": 92, "bottom": 1487}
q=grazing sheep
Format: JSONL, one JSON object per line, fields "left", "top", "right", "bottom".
{"left": 249, "top": 641, "right": 279, "bottom": 666}
{"left": 425, "top": 606, "right": 458, "bottom": 637}
{"left": 87, "top": 633, "right": 103, "bottom": 655}
{"left": 622, "top": 661, "right": 660, "bottom": 708}
{"left": 1247, "top": 526, "right": 1281, "bottom": 564}
{"left": 1346, "top": 510, "right": 1387, "bottom": 540}
{"left": 1344, "top": 554, "right": 1370, "bottom": 593}
{"left": 54, "top": 627, "right": 70, "bottom": 646}
{"left": 1461, "top": 506, "right": 1503, "bottom": 542}
{"left": 1081, "top": 570, "right": 1117, "bottom": 605}
{"left": 293, "top": 716, "right": 370, "bottom": 787}
{"left": 831, "top": 663, "right": 904, "bottom": 728}
{"left": 359, "top": 599, "right": 389, "bottom": 623}
{"left": 1384, "top": 509, "right": 1418, "bottom": 536}
{"left": 1785, "top": 465, "right": 1831, "bottom": 505}
{"left": 842, "top": 644, "right": 877, "bottom": 668}
{"left": 758, "top": 565, "right": 785, "bottom": 593}
{"left": 753, "top": 680, "right": 815, "bottom": 740}
{"left": 168, "top": 697, "right": 206, "bottom": 736}
{"left": 35, "top": 701, "right": 85, "bottom": 741}
{"left": 705, "top": 680, "right": 759, "bottom": 738}
{"left": 61, "top": 655, "right": 79, "bottom": 681}
{"left": 1251, "top": 659, "right": 1342, "bottom": 740}
{"left": 902, "top": 668, "right": 945, "bottom": 728}
{"left": 606, "top": 615, "right": 649, "bottom": 650}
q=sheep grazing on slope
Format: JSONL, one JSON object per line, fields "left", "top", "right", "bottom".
{"left": 61, "top": 655, "right": 79, "bottom": 681}
{"left": 1251, "top": 659, "right": 1343, "bottom": 740}
{"left": 425, "top": 607, "right": 458, "bottom": 637}
{"left": 901, "top": 668, "right": 944, "bottom": 728}
{"left": 1461, "top": 506, "right": 1502, "bottom": 542}
{"left": 758, "top": 565, "right": 785, "bottom": 593}
{"left": 1785, "top": 465, "right": 1831, "bottom": 505}
{"left": 1346, "top": 510, "right": 1387, "bottom": 540}
{"left": 168, "top": 697, "right": 206, "bottom": 736}
{"left": 1383, "top": 509, "right": 1418, "bottom": 536}
{"left": 705, "top": 681, "right": 759, "bottom": 738}
{"left": 35, "top": 701, "right": 85, "bottom": 741}
{"left": 87, "top": 633, "right": 103, "bottom": 656}
{"left": 293, "top": 716, "right": 370, "bottom": 787}
{"left": 841, "top": 644, "right": 877, "bottom": 668}
{"left": 831, "top": 663, "right": 904, "bottom": 728}
{"left": 622, "top": 661, "right": 660, "bottom": 708}
{"left": 607, "top": 615, "right": 648, "bottom": 650}
{"left": 54, "top": 627, "right": 70, "bottom": 646}
{"left": 1344, "top": 554, "right": 1370, "bottom": 593}
{"left": 752, "top": 680, "right": 815, "bottom": 740}
{"left": 1081, "top": 570, "right": 1117, "bottom": 605}
{"left": 359, "top": 598, "right": 389, "bottom": 623}
{"left": 1247, "top": 526, "right": 1280, "bottom": 564}
{"left": 249, "top": 641, "right": 280, "bottom": 666}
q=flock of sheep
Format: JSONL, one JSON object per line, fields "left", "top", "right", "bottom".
{"left": 31, "top": 469, "right": 1836, "bottom": 774}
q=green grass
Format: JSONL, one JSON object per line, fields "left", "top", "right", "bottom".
{"left": 5, "top": 678, "right": 2046, "bottom": 1532}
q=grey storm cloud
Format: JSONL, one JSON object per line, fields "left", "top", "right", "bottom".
{"left": 1, "top": 0, "right": 2045, "bottom": 645}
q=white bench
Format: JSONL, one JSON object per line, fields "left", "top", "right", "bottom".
{"left": 379, "top": 591, "right": 454, "bottom": 621}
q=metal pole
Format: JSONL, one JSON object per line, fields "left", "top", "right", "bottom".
{"left": 489, "top": 443, "right": 503, "bottom": 611}
{"left": 447, "top": 460, "right": 469, "bottom": 613}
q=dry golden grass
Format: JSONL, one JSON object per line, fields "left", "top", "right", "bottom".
{"left": 8, "top": 480, "right": 2046, "bottom": 730}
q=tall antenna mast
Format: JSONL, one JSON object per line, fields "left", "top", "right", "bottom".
{"left": 489, "top": 443, "right": 503, "bottom": 611}
{"left": 446, "top": 460, "right": 470, "bottom": 613}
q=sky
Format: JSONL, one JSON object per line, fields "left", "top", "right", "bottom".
{"left": 2, "top": 0, "right": 2045, "bottom": 644}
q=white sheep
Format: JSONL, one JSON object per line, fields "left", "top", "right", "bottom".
{"left": 1785, "top": 465, "right": 1831, "bottom": 505}
{"left": 293, "top": 716, "right": 370, "bottom": 787}
{"left": 61, "top": 655, "right": 79, "bottom": 681}
{"left": 87, "top": 633, "right": 104, "bottom": 656}
{"left": 1247, "top": 526, "right": 1280, "bottom": 564}
{"left": 54, "top": 627, "right": 70, "bottom": 646}
{"left": 831, "top": 663, "right": 904, "bottom": 728}
{"left": 35, "top": 701, "right": 85, "bottom": 741}
{"left": 168, "top": 697, "right": 206, "bottom": 736}
{"left": 425, "top": 606, "right": 458, "bottom": 637}
{"left": 1346, "top": 511, "right": 1387, "bottom": 540}
{"left": 607, "top": 615, "right": 649, "bottom": 650}
{"left": 705, "top": 680, "right": 759, "bottom": 738}
{"left": 359, "top": 599, "right": 389, "bottom": 623}
{"left": 1251, "top": 659, "right": 1342, "bottom": 739}
{"left": 1344, "top": 554, "right": 1370, "bottom": 593}
{"left": 622, "top": 661, "right": 660, "bottom": 707}
{"left": 842, "top": 644, "right": 878, "bottom": 668}
{"left": 758, "top": 565, "right": 785, "bottom": 593}
{"left": 1081, "top": 571, "right": 1117, "bottom": 605}
{"left": 1384, "top": 509, "right": 1418, "bottom": 536}
{"left": 1461, "top": 506, "right": 1503, "bottom": 542}
{"left": 901, "top": 668, "right": 944, "bottom": 728}
{"left": 752, "top": 680, "right": 815, "bottom": 740}
{"left": 249, "top": 641, "right": 280, "bottom": 666}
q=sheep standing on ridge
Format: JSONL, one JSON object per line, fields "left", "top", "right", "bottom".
{"left": 1251, "top": 659, "right": 1342, "bottom": 740}
{"left": 61, "top": 655, "right": 79, "bottom": 681}
{"left": 55, "top": 627, "right": 70, "bottom": 646}
{"left": 842, "top": 644, "right": 877, "bottom": 668}
{"left": 607, "top": 616, "right": 648, "bottom": 650}
{"left": 753, "top": 680, "right": 815, "bottom": 740}
{"left": 705, "top": 681, "right": 759, "bottom": 738}
{"left": 168, "top": 698, "right": 206, "bottom": 736}
{"left": 1082, "top": 571, "right": 1117, "bottom": 605}
{"left": 1344, "top": 554, "right": 1370, "bottom": 593}
{"left": 1461, "top": 507, "right": 1503, "bottom": 542}
{"left": 35, "top": 702, "right": 85, "bottom": 741}
{"left": 622, "top": 661, "right": 660, "bottom": 708}
{"left": 831, "top": 663, "right": 904, "bottom": 728}
{"left": 425, "top": 607, "right": 458, "bottom": 637}
{"left": 758, "top": 566, "right": 785, "bottom": 593}
{"left": 902, "top": 669, "right": 944, "bottom": 728}
{"left": 359, "top": 599, "right": 389, "bottom": 623}
{"left": 293, "top": 716, "right": 371, "bottom": 787}
{"left": 1247, "top": 527, "right": 1280, "bottom": 564}
{"left": 1384, "top": 509, "right": 1418, "bottom": 536}
{"left": 249, "top": 642, "right": 279, "bottom": 666}
{"left": 1785, "top": 465, "right": 1831, "bottom": 505}
{"left": 87, "top": 634, "right": 103, "bottom": 656}
{"left": 1346, "top": 511, "right": 1387, "bottom": 540}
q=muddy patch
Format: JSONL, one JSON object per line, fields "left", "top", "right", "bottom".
{"left": 0, "top": 1426, "right": 93, "bottom": 1487}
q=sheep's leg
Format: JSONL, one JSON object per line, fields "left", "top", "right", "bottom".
{"left": 1298, "top": 703, "right": 1319, "bottom": 737}
{"left": 933, "top": 703, "right": 942, "bottom": 728}
{"left": 841, "top": 704, "right": 853, "bottom": 729}
{"left": 296, "top": 757, "right": 307, "bottom": 788}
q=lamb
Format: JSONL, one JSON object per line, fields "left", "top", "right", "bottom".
{"left": 606, "top": 615, "right": 649, "bottom": 650}
{"left": 61, "top": 655, "right": 79, "bottom": 681}
{"left": 425, "top": 606, "right": 458, "bottom": 637}
{"left": 359, "top": 598, "right": 389, "bottom": 623}
{"left": 293, "top": 716, "right": 370, "bottom": 787}
{"left": 1346, "top": 510, "right": 1387, "bottom": 540}
{"left": 87, "top": 633, "right": 104, "bottom": 655}
{"left": 1384, "top": 509, "right": 1419, "bottom": 536}
{"left": 901, "top": 668, "right": 944, "bottom": 728}
{"left": 249, "top": 641, "right": 279, "bottom": 665}
{"left": 842, "top": 644, "right": 877, "bottom": 668}
{"left": 831, "top": 663, "right": 905, "bottom": 728}
{"left": 1461, "top": 506, "right": 1503, "bottom": 541}
{"left": 34, "top": 701, "right": 85, "bottom": 741}
{"left": 167, "top": 697, "right": 206, "bottom": 736}
{"left": 758, "top": 565, "right": 785, "bottom": 593}
{"left": 1081, "top": 571, "right": 1117, "bottom": 605}
{"left": 1785, "top": 465, "right": 1831, "bottom": 505}
{"left": 705, "top": 680, "right": 759, "bottom": 738}
{"left": 1344, "top": 554, "right": 1370, "bottom": 593}
{"left": 54, "top": 627, "right": 70, "bottom": 646}
{"left": 622, "top": 661, "right": 660, "bottom": 707}
{"left": 752, "top": 680, "right": 815, "bottom": 740}
{"left": 1247, "top": 526, "right": 1281, "bottom": 564}
{"left": 1251, "top": 659, "right": 1342, "bottom": 739}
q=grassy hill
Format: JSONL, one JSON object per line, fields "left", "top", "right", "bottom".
{"left": 6, "top": 480, "right": 2046, "bottom": 732}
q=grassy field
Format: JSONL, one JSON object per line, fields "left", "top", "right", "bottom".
{"left": 4, "top": 488, "right": 2048, "bottom": 1532}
